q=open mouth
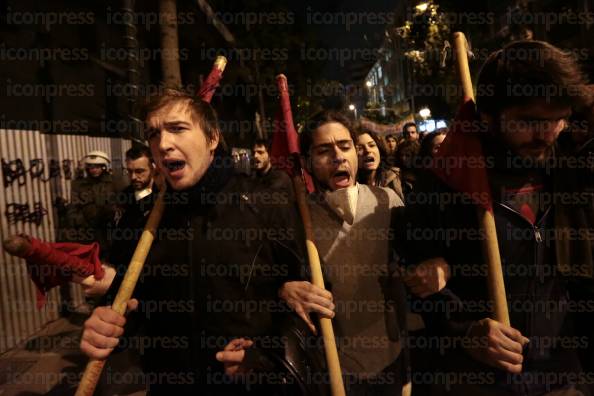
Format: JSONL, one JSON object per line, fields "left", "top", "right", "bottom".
{"left": 361, "top": 155, "right": 377, "bottom": 169}
{"left": 163, "top": 159, "right": 186, "bottom": 176}
{"left": 331, "top": 170, "right": 351, "bottom": 188}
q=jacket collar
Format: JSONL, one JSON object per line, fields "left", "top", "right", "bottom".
{"left": 165, "top": 149, "right": 235, "bottom": 211}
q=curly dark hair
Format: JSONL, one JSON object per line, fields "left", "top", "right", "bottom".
{"left": 395, "top": 140, "right": 420, "bottom": 170}
{"left": 476, "top": 40, "right": 593, "bottom": 116}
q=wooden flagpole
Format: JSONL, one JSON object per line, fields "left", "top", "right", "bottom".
{"left": 277, "top": 74, "right": 346, "bottom": 396}
{"left": 75, "top": 187, "right": 166, "bottom": 396}
{"left": 452, "top": 32, "right": 510, "bottom": 325}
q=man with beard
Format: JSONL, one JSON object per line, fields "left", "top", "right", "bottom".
{"left": 279, "top": 110, "right": 412, "bottom": 395}
{"left": 252, "top": 138, "right": 292, "bottom": 191}
{"left": 114, "top": 147, "right": 156, "bottom": 229}
{"left": 399, "top": 40, "right": 594, "bottom": 396}
{"left": 124, "top": 146, "right": 155, "bottom": 203}
{"left": 107, "top": 146, "right": 158, "bottom": 282}
{"left": 402, "top": 123, "right": 419, "bottom": 143}
{"left": 117, "top": 146, "right": 156, "bottom": 227}
{"left": 79, "top": 89, "right": 311, "bottom": 395}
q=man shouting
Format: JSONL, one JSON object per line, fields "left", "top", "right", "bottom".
{"left": 80, "top": 89, "right": 308, "bottom": 395}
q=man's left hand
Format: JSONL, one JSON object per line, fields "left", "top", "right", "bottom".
{"left": 216, "top": 338, "right": 254, "bottom": 377}
{"left": 403, "top": 257, "right": 450, "bottom": 298}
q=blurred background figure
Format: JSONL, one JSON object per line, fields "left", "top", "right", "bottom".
{"left": 402, "top": 122, "right": 419, "bottom": 142}
{"left": 231, "top": 150, "right": 240, "bottom": 164}
{"left": 384, "top": 133, "right": 399, "bottom": 166}
{"left": 123, "top": 146, "right": 155, "bottom": 204}
{"left": 61, "top": 150, "right": 116, "bottom": 257}
{"left": 252, "top": 138, "right": 273, "bottom": 176}
{"left": 386, "top": 133, "right": 399, "bottom": 154}
{"left": 251, "top": 138, "right": 291, "bottom": 190}
{"left": 107, "top": 146, "right": 157, "bottom": 292}
{"left": 114, "top": 146, "right": 156, "bottom": 230}
{"left": 231, "top": 147, "right": 251, "bottom": 175}
{"left": 357, "top": 130, "right": 404, "bottom": 201}
{"left": 394, "top": 140, "right": 420, "bottom": 200}
{"left": 419, "top": 130, "right": 447, "bottom": 160}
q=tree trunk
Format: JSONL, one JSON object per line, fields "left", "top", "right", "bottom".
{"left": 255, "top": 112, "right": 263, "bottom": 139}
{"left": 159, "top": 0, "right": 181, "bottom": 88}
{"left": 254, "top": 62, "right": 268, "bottom": 138}
{"left": 123, "top": 0, "right": 144, "bottom": 146}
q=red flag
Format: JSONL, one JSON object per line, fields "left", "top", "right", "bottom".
{"left": 271, "top": 74, "right": 314, "bottom": 192}
{"left": 19, "top": 236, "right": 104, "bottom": 308}
{"left": 430, "top": 99, "right": 493, "bottom": 212}
{"left": 197, "top": 56, "right": 226, "bottom": 103}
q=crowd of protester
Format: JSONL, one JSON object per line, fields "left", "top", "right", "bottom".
{"left": 37, "top": 39, "right": 594, "bottom": 396}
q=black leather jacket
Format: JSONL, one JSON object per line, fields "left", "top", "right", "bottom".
{"left": 103, "top": 156, "right": 320, "bottom": 395}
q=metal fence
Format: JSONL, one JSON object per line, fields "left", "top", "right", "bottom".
{"left": 0, "top": 130, "right": 131, "bottom": 354}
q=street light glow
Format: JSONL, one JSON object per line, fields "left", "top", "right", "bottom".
{"left": 416, "top": 2, "right": 429, "bottom": 12}
{"left": 366, "top": 81, "right": 373, "bottom": 88}
{"left": 419, "top": 107, "right": 431, "bottom": 118}
{"left": 348, "top": 104, "right": 356, "bottom": 111}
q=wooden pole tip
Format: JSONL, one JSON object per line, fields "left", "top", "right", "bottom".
{"left": 214, "top": 56, "right": 227, "bottom": 71}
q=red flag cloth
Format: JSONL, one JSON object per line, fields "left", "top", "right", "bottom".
{"left": 271, "top": 75, "right": 315, "bottom": 192}
{"left": 197, "top": 67, "right": 223, "bottom": 103}
{"left": 430, "top": 99, "right": 493, "bottom": 212}
{"left": 21, "top": 236, "right": 104, "bottom": 308}
{"left": 270, "top": 112, "right": 298, "bottom": 174}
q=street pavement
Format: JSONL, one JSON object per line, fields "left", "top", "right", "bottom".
{"left": 0, "top": 307, "right": 145, "bottom": 396}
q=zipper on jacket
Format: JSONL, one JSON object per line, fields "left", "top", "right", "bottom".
{"left": 533, "top": 224, "right": 543, "bottom": 243}
{"left": 497, "top": 202, "right": 550, "bottom": 244}
{"left": 497, "top": 200, "right": 552, "bottom": 371}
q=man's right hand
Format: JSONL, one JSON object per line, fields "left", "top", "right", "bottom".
{"left": 464, "top": 318, "right": 530, "bottom": 374}
{"left": 80, "top": 299, "right": 138, "bottom": 360}
{"left": 279, "top": 281, "right": 334, "bottom": 334}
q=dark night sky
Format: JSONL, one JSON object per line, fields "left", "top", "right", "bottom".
{"left": 300, "top": 0, "right": 396, "bottom": 81}
{"left": 0, "top": 0, "right": 401, "bottom": 138}
{"left": 289, "top": 0, "right": 398, "bottom": 81}
{"left": 208, "top": 0, "right": 401, "bottom": 83}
